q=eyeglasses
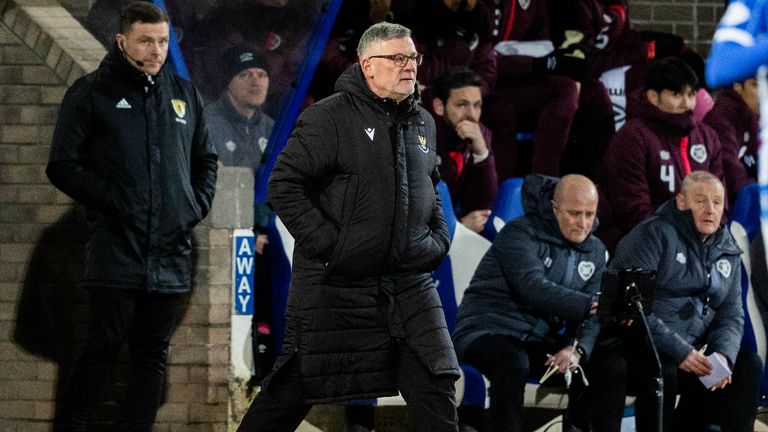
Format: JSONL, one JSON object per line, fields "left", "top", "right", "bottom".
{"left": 368, "top": 53, "right": 423, "bottom": 67}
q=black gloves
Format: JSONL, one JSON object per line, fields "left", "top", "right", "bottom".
{"left": 532, "top": 47, "right": 587, "bottom": 81}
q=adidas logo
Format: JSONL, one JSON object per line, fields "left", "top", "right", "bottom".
{"left": 116, "top": 98, "right": 132, "bottom": 109}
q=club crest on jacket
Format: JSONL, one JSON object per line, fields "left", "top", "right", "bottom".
{"left": 418, "top": 135, "right": 428, "bottom": 153}
{"left": 172, "top": 99, "right": 186, "bottom": 119}
{"left": 578, "top": 261, "right": 595, "bottom": 281}
{"left": 716, "top": 259, "right": 731, "bottom": 278}
{"left": 690, "top": 144, "right": 707, "bottom": 163}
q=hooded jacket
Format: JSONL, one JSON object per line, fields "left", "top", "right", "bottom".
{"left": 47, "top": 44, "right": 218, "bottom": 293}
{"left": 703, "top": 88, "right": 758, "bottom": 203}
{"left": 610, "top": 200, "right": 743, "bottom": 365}
{"left": 267, "top": 64, "right": 458, "bottom": 403}
{"left": 435, "top": 115, "right": 498, "bottom": 214}
{"left": 598, "top": 98, "right": 724, "bottom": 251}
{"left": 452, "top": 175, "right": 606, "bottom": 360}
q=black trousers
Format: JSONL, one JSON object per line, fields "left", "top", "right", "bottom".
{"left": 630, "top": 345, "right": 762, "bottom": 432}
{"left": 462, "top": 334, "right": 626, "bottom": 432}
{"left": 237, "top": 340, "right": 459, "bottom": 432}
{"left": 56, "top": 288, "right": 184, "bottom": 432}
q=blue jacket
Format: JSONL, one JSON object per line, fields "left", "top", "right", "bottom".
{"left": 453, "top": 175, "right": 607, "bottom": 360}
{"left": 611, "top": 200, "right": 743, "bottom": 365}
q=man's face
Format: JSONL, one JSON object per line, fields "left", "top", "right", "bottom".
{"left": 735, "top": 78, "right": 759, "bottom": 114}
{"left": 227, "top": 67, "right": 269, "bottom": 110}
{"left": 552, "top": 192, "right": 598, "bottom": 244}
{"left": 361, "top": 37, "right": 418, "bottom": 102}
{"left": 434, "top": 86, "right": 483, "bottom": 129}
{"left": 647, "top": 85, "right": 696, "bottom": 114}
{"left": 675, "top": 181, "right": 725, "bottom": 239}
{"left": 117, "top": 21, "right": 169, "bottom": 75}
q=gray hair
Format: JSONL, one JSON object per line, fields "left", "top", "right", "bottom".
{"left": 357, "top": 22, "right": 412, "bottom": 59}
{"left": 680, "top": 170, "right": 723, "bottom": 195}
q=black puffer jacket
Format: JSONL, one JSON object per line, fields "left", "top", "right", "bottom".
{"left": 453, "top": 175, "right": 607, "bottom": 360}
{"left": 47, "top": 45, "right": 218, "bottom": 293}
{"left": 267, "top": 64, "right": 458, "bottom": 402}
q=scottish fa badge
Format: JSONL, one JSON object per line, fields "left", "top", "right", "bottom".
{"left": 418, "top": 135, "right": 428, "bottom": 153}
{"left": 578, "top": 261, "right": 595, "bottom": 281}
{"left": 171, "top": 99, "right": 186, "bottom": 118}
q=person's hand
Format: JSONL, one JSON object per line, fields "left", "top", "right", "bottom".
{"left": 546, "top": 346, "right": 580, "bottom": 373}
{"left": 679, "top": 348, "right": 713, "bottom": 376}
{"left": 455, "top": 120, "right": 487, "bottom": 155}
{"left": 460, "top": 209, "right": 491, "bottom": 233}
{"left": 589, "top": 300, "right": 598, "bottom": 316}
{"left": 255, "top": 234, "right": 269, "bottom": 255}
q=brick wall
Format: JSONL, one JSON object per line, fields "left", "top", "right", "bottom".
{"left": 632, "top": 0, "right": 726, "bottom": 58}
{"left": 0, "top": 0, "right": 231, "bottom": 430}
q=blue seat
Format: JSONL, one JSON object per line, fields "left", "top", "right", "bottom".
{"left": 726, "top": 182, "right": 768, "bottom": 401}
{"left": 481, "top": 177, "right": 525, "bottom": 241}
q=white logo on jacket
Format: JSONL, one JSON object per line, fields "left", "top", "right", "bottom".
{"left": 225, "top": 140, "right": 237, "bottom": 152}
{"left": 716, "top": 259, "right": 732, "bottom": 278}
{"left": 365, "top": 128, "right": 375, "bottom": 141}
{"left": 690, "top": 144, "right": 707, "bottom": 163}
{"left": 116, "top": 98, "right": 132, "bottom": 109}
{"left": 543, "top": 256, "right": 552, "bottom": 268}
{"left": 660, "top": 150, "right": 670, "bottom": 160}
{"left": 518, "top": 0, "right": 531, "bottom": 10}
{"left": 676, "top": 252, "right": 686, "bottom": 264}
{"left": 578, "top": 261, "right": 595, "bottom": 281}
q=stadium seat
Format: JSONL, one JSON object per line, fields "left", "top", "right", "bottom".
{"left": 481, "top": 177, "right": 525, "bottom": 241}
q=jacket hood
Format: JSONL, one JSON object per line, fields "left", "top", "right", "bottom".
{"left": 636, "top": 95, "right": 696, "bottom": 136}
{"left": 100, "top": 41, "right": 167, "bottom": 87}
{"left": 334, "top": 64, "right": 419, "bottom": 117}
{"left": 654, "top": 199, "right": 740, "bottom": 254}
{"left": 522, "top": 174, "right": 599, "bottom": 248}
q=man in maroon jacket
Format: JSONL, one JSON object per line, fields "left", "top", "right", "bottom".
{"left": 480, "top": 0, "right": 580, "bottom": 180}
{"left": 432, "top": 68, "right": 498, "bottom": 233}
{"left": 703, "top": 78, "right": 759, "bottom": 205}
{"left": 597, "top": 57, "right": 725, "bottom": 252}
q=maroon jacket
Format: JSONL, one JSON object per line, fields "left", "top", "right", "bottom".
{"left": 551, "top": 0, "right": 647, "bottom": 77}
{"left": 407, "top": 0, "right": 497, "bottom": 92}
{"left": 435, "top": 116, "right": 498, "bottom": 214}
{"left": 597, "top": 98, "right": 724, "bottom": 250}
{"left": 482, "top": 0, "right": 551, "bottom": 79}
{"left": 703, "top": 89, "right": 758, "bottom": 202}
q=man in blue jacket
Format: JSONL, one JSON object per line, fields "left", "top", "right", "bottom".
{"left": 47, "top": 2, "right": 217, "bottom": 431}
{"left": 609, "top": 171, "right": 762, "bottom": 432}
{"left": 453, "top": 174, "right": 622, "bottom": 432}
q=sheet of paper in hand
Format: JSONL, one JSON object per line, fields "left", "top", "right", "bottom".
{"left": 698, "top": 353, "right": 732, "bottom": 389}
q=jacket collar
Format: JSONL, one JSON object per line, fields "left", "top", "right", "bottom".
{"left": 334, "top": 64, "right": 419, "bottom": 119}
{"left": 655, "top": 199, "right": 740, "bottom": 256}
{"left": 636, "top": 96, "right": 695, "bottom": 136}
{"left": 101, "top": 42, "right": 166, "bottom": 89}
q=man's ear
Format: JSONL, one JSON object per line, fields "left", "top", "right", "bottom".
{"left": 675, "top": 193, "right": 686, "bottom": 210}
{"left": 432, "top": 98, "right": 445, "bottom": 116}
{"left": 646, "top": 89, "right": 659, "bottom": 106}
{"left": 361, "top": 57, "right": 374, "bottom": 77}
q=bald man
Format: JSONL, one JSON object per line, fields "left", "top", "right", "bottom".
{"left": 607, "top": 171, "right": 762, "bottom": 432}
{"left": 452, "top": 174, "right": 622, "bottom": 432}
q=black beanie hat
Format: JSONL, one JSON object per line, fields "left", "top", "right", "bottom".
{"left": 224, "top": 44, "right": 270, "bottom": 84}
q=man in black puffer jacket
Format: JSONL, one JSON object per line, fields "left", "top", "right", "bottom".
{"left": 46, "top": 2, "right": 217, "bottom": 431}
{"left": 237, "top": 22, "right": 459, "bottom": 432}
{"left": 453, "top": 174, "right": 624, "bottom": 432}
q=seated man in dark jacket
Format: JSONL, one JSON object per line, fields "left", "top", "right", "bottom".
{"left": 452, "top": 174, "right": 622, "bottom": 432}
{"left": 607, "top": 171, "right": 762, "bottom": 432}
